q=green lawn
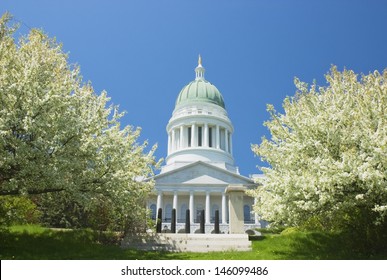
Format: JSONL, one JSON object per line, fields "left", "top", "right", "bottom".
{"left": 0, "top": 225, "right": 385, "bottom": 260}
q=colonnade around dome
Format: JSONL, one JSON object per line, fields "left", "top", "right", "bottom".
{"left": 168, "top": 123, "right": 232, "bottom": 155}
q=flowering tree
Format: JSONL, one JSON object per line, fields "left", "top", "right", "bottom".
{"left": 249, "top": 66, "right": 387, "bottom": 238}
{"left": 0, "top": 13, "right": 159, "bottom": 231}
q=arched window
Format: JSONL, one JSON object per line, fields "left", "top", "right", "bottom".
{"left": 244, "top": 205, "right": 251, "bottom": 222}
{"left": 165, "top": 204, "right": 172, "bottom": 222}
{"left": 150, "top": 204, "right": 157, "bottom": 220}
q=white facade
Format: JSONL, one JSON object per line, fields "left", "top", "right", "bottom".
{"left": 148, "top": 57, "right": 261, "bottom": 233}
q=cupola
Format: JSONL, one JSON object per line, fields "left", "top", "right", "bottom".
{"left": 163, "top": 56, "right": 237, "bottom": 174}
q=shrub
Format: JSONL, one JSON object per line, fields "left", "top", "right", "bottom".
{"left": 0, "top": 196, "right": 41, "bottom": 226}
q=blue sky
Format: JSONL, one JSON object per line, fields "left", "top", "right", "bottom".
{"left": 2, "top": 0, "right": 387, "bottom": 176}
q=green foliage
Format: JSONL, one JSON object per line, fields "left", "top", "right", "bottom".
{"left": 0, "top": 196, "right": 41, "bottom": 226}
{"left": 36, "top": 190, "right": 149, "bottom": 232}
{"left": 257, "top": 226, "right": 286, "bottom": 234}
{"left": 280, "top": 227, "right": 299, "bottom": 235}
{"left": 37, "top": 192, "right": 88, "bottom": 229}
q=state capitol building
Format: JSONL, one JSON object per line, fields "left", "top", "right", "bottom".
{"left": 147, "top": 56, "right": 264, "bottom": 233}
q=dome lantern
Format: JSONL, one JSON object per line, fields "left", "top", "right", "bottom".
{"left": 195, "top": 54, "right": 205, "bottom": 80}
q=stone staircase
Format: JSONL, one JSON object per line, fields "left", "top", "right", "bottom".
{"left": 121, "top": 233, "right": 252, "bottom": 252}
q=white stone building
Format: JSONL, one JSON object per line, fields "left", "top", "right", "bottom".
{"left": 148, "top": 56, "right": 261, "bottom": 233}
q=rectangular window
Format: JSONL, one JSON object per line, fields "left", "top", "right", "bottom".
{"left": 208, "top": 127, "right": 213, "bottom": 147}
{"left": 188, "top": 127, "right": 192, "bottom": 147}
{"left": 198, "top": 126, "right": 202, "bottom": 146}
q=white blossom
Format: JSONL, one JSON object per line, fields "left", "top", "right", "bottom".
{"left": 0, "top": 13, "right": 160, "bottom": 229}
{"left": 248, "top": 66, "right": 387, "bottom": 228}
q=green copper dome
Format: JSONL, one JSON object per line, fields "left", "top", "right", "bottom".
{"left": 175, "top": 56, "right": 226, "bottom": 109}
{"left": 175, "top": 79, "right": 225, "bottom": 109}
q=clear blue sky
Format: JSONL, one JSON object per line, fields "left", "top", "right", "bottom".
{"left": 2, "top": 0, "right": 387, "bottom": 176}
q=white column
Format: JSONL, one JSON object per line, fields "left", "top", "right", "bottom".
{"left": 173, "top": 191, "right": 178, "bottom": 210}
{"left": 192, "top": 123, "right": 196, "bottom": 147}
{"left": 229, "top": 134, "right": 233, "bottom": 155}
{"left": 189, "top": 191, "right": 194, "bottom": 223}
{"left": 225, "top": 129, "right": 229, "bottom": 153}
{"left": 222, "top": 192, "right": 227, "bottom": 224}
{"left": 254, "top": 198, "right": 259, "bottom": 225}
{"left": 180, "top": 126, "right": 184, "bottom": 149}
{"left": 173, "top": 191, "right": 178, "bottom": 221}
{"left": 216, "top": 125, "right": 220, "bottom": 149}
{"left": 156, "top": 191, "right": 163, "bottom": 213}
{"left": 167, "top": 133, "right": 171, "bottom": 154}
{"left": 172, "top": 129, "right": 177, "bottom": 152}
{"left": 205, "top": 191, "right": 210, "bottom": 224}
{"left": 204, "top": 123, "right": 209, "bottom": 147}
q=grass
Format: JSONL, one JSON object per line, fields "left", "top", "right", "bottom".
{"left": 187, "top": 231, "right": 366, "bottom": 260}
{"left": 1, "top": 225, "right": 177, "bottom": 260}
{"left": 1, "top": 225, "right": 386, "bottom": 260}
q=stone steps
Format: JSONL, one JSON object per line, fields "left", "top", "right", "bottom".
{"left": 122, "top": 233, "right": 252, "bottom": 252}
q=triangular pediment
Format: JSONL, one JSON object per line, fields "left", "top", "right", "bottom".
{"left": 183, "top": 174, "right": 228, "bottom": 185}
{"left": 154, "top": 161, "right": 254, "bottom": 186}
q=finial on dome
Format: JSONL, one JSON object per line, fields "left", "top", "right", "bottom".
{"left": 195, "top": 54, "right": 205, "bottom": 80}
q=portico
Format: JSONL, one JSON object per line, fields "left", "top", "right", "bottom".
{"left": 154, "top": 189, "right": 228, "bottom": 224}
{"left": 149, "top": 161, "right": 259, "bottom": 233}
